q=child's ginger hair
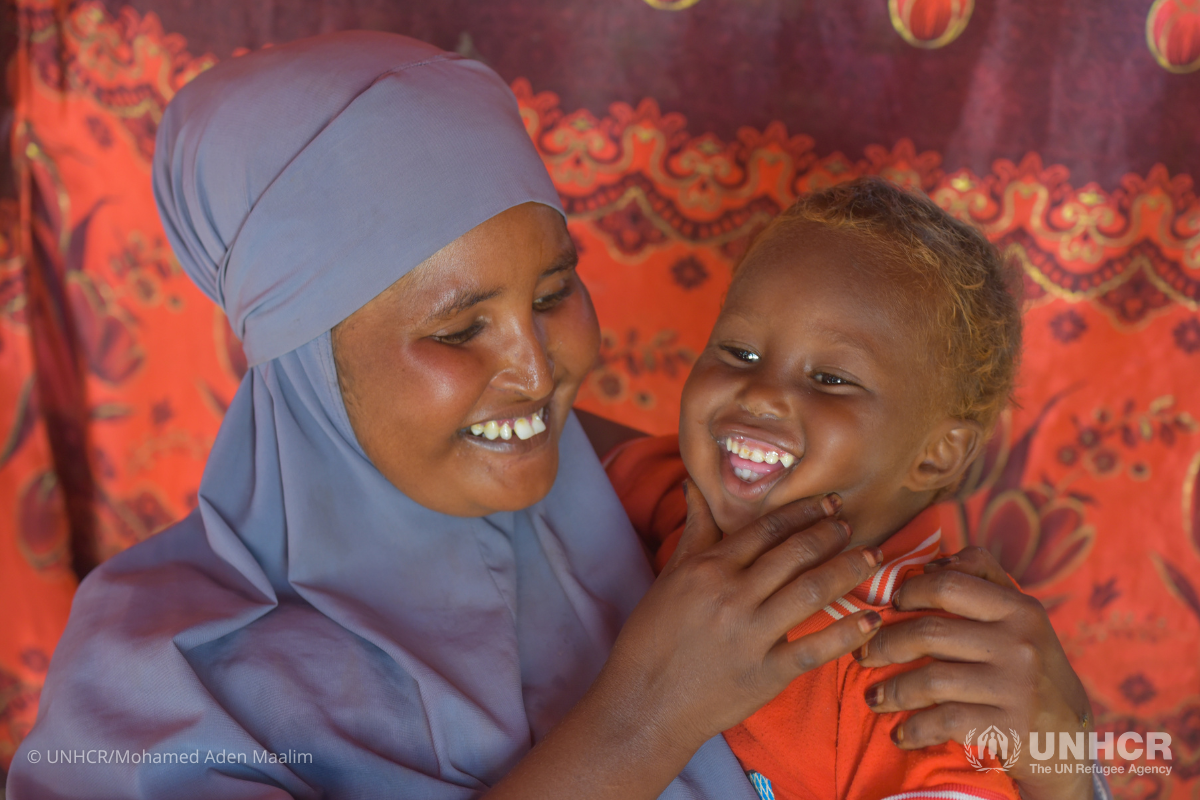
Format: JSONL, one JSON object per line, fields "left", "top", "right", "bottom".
{"left": 751, "top": 176, "right": 1022, "bottom": 432}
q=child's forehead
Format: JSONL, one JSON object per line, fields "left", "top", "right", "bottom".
{"left": 728, "top": 224, "right": 923, "bottom": 317}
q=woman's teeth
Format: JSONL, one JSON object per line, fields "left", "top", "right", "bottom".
{"left": 468, "top": 408, "right": 548, "bottom": 441}
{"left": 724, "top": 437, "right": 795, "bottom": 468}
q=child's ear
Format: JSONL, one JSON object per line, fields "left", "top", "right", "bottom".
{"left": 904, "top": 418, "right": 985, "bottom": 493}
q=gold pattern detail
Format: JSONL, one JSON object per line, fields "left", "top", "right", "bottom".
{"left": 1146, "top": 0, "right": 1200, "bottom": 74}
{"left": 889, "top": 0, "right": 974, "bottom": 49}
{"left": 642, "top": 0, "right": 702, "bottom": 9}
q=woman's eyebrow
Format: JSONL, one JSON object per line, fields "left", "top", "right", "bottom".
{"left": 423, "top": 286, "right": 503, "bottom": 325}
{"left": 423, "top": 250, "right": 578, "bottom": 325}
{"left": 541, "top": 249, "right": 579, "bottom": 277}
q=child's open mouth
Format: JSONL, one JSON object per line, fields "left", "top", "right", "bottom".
{"left": 717, "top": 435, "right": 799, "bottom": 495}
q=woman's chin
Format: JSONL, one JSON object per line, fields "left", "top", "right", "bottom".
{"left": 463, "top": 454, "right": 561, "bottom": 516}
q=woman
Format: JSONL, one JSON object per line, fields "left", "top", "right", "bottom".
{"left": 8, "top": 32, "right": 1105, "bottom": 800}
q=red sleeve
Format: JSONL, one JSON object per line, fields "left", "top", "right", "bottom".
{"left": 603, "top": 434, "right": 687, "bottom": 574}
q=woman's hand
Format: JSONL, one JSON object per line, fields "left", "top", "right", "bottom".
{"left": 488, "top": 484, "right": 883, "bottom": 800}
{"left": 600, "top": 482, "right": 886, "bottom": 749}
{"left": 855, "top": 546, "right": 1095, "bottom": 800}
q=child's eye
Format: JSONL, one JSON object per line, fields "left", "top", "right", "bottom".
{"left": 813, "top": 372, "right": 853, "bottom": 387}
{"left": 721, "top": 345, "right": 760, "bottom": 363}
{"left": 433, "top": 321, "right": 484, "bottom": 346}
{"left": 533, "top": 283, "right": 574, "bottom": 312}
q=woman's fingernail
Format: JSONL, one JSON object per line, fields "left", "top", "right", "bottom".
{"left": 837, "top": 519, "right": 852, "bottom": 538}
{"left": 865, "top": 684, "right": 884, "bottom": 707}
{"left": 852, "top": 641, "right": 869, "bottom": 662}
{"left": 926, "top": 555, "right": 958, "bottom": 569}
{"left": 822, "top": 493, "right": 842, "bottom": 515}
{"left": 890, "top": 724, "right": 904, "bottom": 745}
{"left": 864, "top": 547, "right": 884, "bottom": 567}
{"left": 858, "top": 610, "right": 882, "bottom": 633}
{"left": 891, "top": 591, "right": 902, "bottom": 610}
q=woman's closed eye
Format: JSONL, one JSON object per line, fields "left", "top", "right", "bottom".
{"left": 533, "top": 281, "right": 575, "bottom": 312}
{"left": 432, "top": 320, "right": 485, "bottom": 345}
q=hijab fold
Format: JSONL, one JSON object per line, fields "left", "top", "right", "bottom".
{"left": 8, "top": 31, "right": 757, "bottom": 800}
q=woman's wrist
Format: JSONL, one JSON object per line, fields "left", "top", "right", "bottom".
{"left": 484, "top": 662, "right": 704, "bottom": 800}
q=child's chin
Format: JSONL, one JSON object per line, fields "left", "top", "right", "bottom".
{"left": 709, "top": 498, "right": 759, "bottom": 537}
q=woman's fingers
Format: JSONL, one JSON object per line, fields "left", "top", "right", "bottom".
{"left": 923, "top": 545, "right": 1018, "bottom": 590}
{"left": 714, "top": 492, "right": 843, "bottom": 568}
{"left": 743, "top": 517, "right": 862, "bottom": 602}
{"left": 854, "top": 614, "right": 1004, "bottom": 668}
{"left": 757, "top": 546, "right": 881, "bottom": 637}
{"left": 660, "top": 479, "right": 722, "bottom": 576}
{"left": 892, "top": 568, "right": 1032, "bottom": 622}
{"left": 862, "top": 661, "right": 1004, "bottom": 713}
{"left": 765, "top": 609, "right": 883, "bottom": 681}
{"left": 889, "top": 702, "right": 1007, "bottom": 750}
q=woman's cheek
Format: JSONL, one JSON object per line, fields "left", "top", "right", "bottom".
{"left": 550, "top": 289, "right": 601, "bottom": 393}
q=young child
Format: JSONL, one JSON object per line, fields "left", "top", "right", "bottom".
{"left": 605, "top": 176, "right": 1023, "bottom": 800}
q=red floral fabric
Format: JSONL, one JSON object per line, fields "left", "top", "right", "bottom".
{"left": 2, "top": 3, "right": 1198, "bottom": 797}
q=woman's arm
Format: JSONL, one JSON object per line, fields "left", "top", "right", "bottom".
{"left": 854, "top": 546, "right": 1099, "bottom": 800}
{"left": 485, "top": 487, "right": 886, "bottom": 800}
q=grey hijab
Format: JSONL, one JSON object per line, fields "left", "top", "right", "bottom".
{"left": 7, "top": 31, "right": 756, "bottom": 800}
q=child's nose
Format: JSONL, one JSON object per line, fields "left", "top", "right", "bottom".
{"left": 737, "top": 380, "right": 791, "bottom": 421}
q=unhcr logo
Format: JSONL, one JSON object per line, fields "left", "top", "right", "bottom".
{"left": 964, "top": 726, "right": 1022, "bottom": 772}
{"left": 960, "top": 728, "right": 1175, "bottom": 776}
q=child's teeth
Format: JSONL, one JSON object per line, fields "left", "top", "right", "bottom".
{"left": 484, "top": 421, "right": 500, "bottom": 440}
{"left": 531, "top": 414, "right": 547, "bottom": 434}
{"left": 734, "top": 467, "right": 757, "bottom": 482}
{"left": 470, "top": 424, "right": 485, "bottom": 436}
{"left": 513, "top": 418, "right": 534, "bottom": 440}
{"left": 724, "top": 436, "right": 798, "bottom": 469}
{"left": 499, "top": 422, "right": 513, "bottom": 440}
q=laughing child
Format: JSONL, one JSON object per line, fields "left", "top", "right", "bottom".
{"left": 605, "top": 177, "right": 1023, "bottom": 800}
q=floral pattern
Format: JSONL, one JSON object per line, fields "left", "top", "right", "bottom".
{"left": 0, "top": 2, "right": 1197, "bottom": 795}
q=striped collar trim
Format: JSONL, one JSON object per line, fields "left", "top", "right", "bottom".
{"left": 816, "top": 504, "right": 947, "bottom": 624}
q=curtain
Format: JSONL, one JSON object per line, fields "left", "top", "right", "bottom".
{"left": 2, "top": 2, "right": 1198, "bottom": 795}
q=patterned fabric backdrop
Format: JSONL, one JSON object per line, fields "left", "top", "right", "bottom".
{"left": 2, "top": 2, "right": 1199, "bottom": 797}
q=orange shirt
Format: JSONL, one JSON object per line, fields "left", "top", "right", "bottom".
{"left": 605, "top": 435, "right": 1020, "bottom": 800}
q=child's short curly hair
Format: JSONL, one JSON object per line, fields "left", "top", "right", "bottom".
{"left": 752, "top": 176, "right": 1022, "bottom": 431}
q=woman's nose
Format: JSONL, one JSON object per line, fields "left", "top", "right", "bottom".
{"left": 493, "top": 315, "right": 555, "bottom": 399}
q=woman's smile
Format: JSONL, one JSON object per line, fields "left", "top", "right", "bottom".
{"left": 462, "top": 404, "right": 552, "bottom": 453}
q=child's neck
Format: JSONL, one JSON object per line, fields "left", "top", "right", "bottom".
{"left": 848, "top": 490, "right": 938, "bottom": 550}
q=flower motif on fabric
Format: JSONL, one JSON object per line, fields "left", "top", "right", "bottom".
{"left": 1049, "top": 310, "right": 1088, "bottom": 343}
{"left": 1175, "top": 318, "right": 1200, "bottom": 355}
{"left": 670, "top": 256, "right": 710, "bottom": 290}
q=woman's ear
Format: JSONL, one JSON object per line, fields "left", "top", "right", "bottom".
{"left": 904, "top": 419, "right": 985, "bottom": 493}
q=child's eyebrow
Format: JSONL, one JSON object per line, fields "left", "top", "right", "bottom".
{"left": 817, "top": 327, "right": 880, "bottom": 359}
